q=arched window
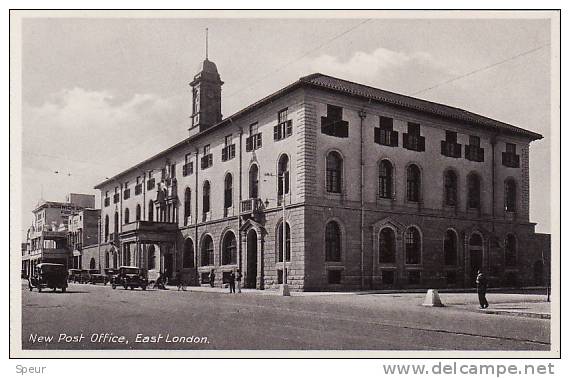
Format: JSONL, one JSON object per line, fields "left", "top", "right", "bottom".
{"left": 249, "top": 164, "right": 259, "bottom": 199}
{"left": 201, "top": 235, "right": 214, "bottom": 266}
{"left": 224, "top": 174, "right": 233, "bottom": 212}
{"left": 444, "top": 230, "right": 458, "bottom": 265}
{"left": 505, "top": 234, "right": 517, "bottom": 267}
{"left": 104, "top": 215, "right": 109, "bottom": 241}
{"left": 444, "top": 170, "right": 458, "bottom": 206}
{"left": 505, "top": 179, "right": 517, "bottom": 213}
{"left": 467, "top": 173, "right": 481, "bottom": 209}
{"left": 405, "top": 227, "right": 421, "bottom": 264}
{"left": 124, "top": 208, "right": 130, "bottom": 224}
{"left": 184, "top": 187, "right": 191, "bottom": 225}
{"left": 148, "top": 200, "right": 154, "bottom": 221}
{"left": 470, "top": 233, "right": 482, "bottom": 246}
{"left": 378, "top": 160, "right": 393, "bottom": 199}
{"left": 183, "top": 239, "right": 194, "bottom": 268}
{"left": 203, "top": 181, "right": 211, "bottom": 214}
{"left": 90, "top": 258, "right": 96, "bottom": 270}
{"left": 379, "top": 227, "right": 396, "bottom": 263}
{"left": 148, "top": 245, "right": 156, "bottom": 270}
{"left": 221, "top": 231, "right": 237, "bottom": 265}
{"left": 105, "top": 252, "right": 110, "bottom": 268}
{"left": 277, "top": 221, "right": 291, "bottom": 262}
{"left": 135, "top": 204, "right": 141, "bottom": 221}
{"left": 113, "top": 211, "right": 119, "bottom": 234}
{"left": 326, "top": 151, "right": 343, "bottom": 193}
{"left": 277, "top": 155, "right": 290, "bottom": 196}
{"left": 406, "top": 165, "right": 421, "bottom": 202}
{"left": 325, "top": 221, "right": 341, "bottom": 262}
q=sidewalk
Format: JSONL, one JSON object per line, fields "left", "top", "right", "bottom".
{"left": 166, "top": 285, "right": 551, "bottom": 319}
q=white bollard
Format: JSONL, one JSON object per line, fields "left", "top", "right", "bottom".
{"left": 422, "top": 289, "right": 444, "bottom": 307}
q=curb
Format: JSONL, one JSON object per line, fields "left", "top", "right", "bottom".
{"left": 480, "top": 309, "right": 551, "bottom": 320}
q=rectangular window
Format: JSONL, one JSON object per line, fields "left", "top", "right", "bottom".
{"left": 222, "top": 135, "right": 236, "bottom": 161}
{"left": 502, "top": 143, "right": 520, "bottom": 168}
{"left": 123, "top": 182, "right": 130, "bottom": 200}
{"left": 170, "top": 163, "right": 176, "bottom": 178}
{"left": 374, "top": 116, "right": 398, "bottom": 147}
{"left": 441, "top": 130, "right": 462, "bottom": 158}
{"left": 408, "top": 271, "right": 421, "bottom": 285}
{"left": 327, "top": 269, "right": 342, "bottom": 284}
{"left": 183, "top": 153, "right": 193, "bottom": 176}
{"left": 147, "top": 170, "right": 155, "bottom": 190}
{"left": 465, "top": 135, "right": 485, "bottom": 162}
{"left": 201, "top": 146, "right": 213, "bottom": 169}
{"left": 113, "top": 187, "right": 120, "bottom": 203}
{"left": 382, "top": 270, "right": 395, "bottom": 285}
{"left": 403, "top": 122, "right": 425, "bottom": 151}
{"left": 274, "top": 108, "right": 293, "bottom": 141}
{"left": 321, "top": 104, "right": 349, "bottom": 138}
{"left": 246, "top": 123, "right": 262, "bottom": 151}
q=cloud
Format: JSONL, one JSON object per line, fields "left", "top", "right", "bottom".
{"left": 306, "top": 47, "right": 453, "bottom": 94}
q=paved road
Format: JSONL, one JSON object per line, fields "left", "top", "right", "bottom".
{"left": 21, "top": 282, "right": 550, "bottom": 351}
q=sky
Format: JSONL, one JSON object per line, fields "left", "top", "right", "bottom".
{"left": 19, "top": 15, "right": 552, "bottom": 238}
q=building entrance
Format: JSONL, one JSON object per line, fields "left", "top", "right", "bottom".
{"left": 469, "top": 234, "right": 484, "bottom": 287}
{"left": 246, "top": 229, "right": 257, "bottom": 288}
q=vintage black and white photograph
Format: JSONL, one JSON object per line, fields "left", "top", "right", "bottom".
{"left": 9, "top": 10, "right": 559, "bottom": 357}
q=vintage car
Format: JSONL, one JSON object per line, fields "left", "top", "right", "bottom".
{"left": 111, "top": 266, "right": 148, "bottom": 290}
{"left": 68, "top": 269, "right": 82, "bottom": 283}
{"left": 88, "top": 269, "right": 107, "bottom": 284}
{"left": 103, "top": 268, "right": 118, "bottom": 285}
{"left": 77, "top": 269, "right": 90, "bottom": 284}
{"left": 28, "top": 263, "right": 68, "bottom": 292}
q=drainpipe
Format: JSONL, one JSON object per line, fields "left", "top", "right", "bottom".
{"left": 238, "top": 125, "right": 243, "bottom": 272}
{"left": 194, "top": 148, "right": 199, "bottom": 281}
{"left": 358, "top": 109, "right": 367, "bottom": 290}
{"left": 491, "top": 135, "right": 497, "bottom": 232}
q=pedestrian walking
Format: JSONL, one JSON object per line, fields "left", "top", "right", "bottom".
{"left": 209, "top": 269, "right": 215, "bottom": 288}
{"left": 236, "top": 269, "right": 242, "bottom": 294}
{"left": 229, "top": 270, "right": 236, "bottom": 294}
{"left": 476, "top": 270, "right": 489, "bottom": 309}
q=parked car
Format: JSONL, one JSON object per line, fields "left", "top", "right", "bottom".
{"left": 78, "top": 269, "right": 90, "bottom": 284}
{"left": 111, "top": 266, "right": 148, "bottom": 290}
{"left": 88, "top": 269, "right": 107, "bottom": 284}
{"left": 28, "top": 263, "right": 68, "bottom": 293}
{"left": 103, "top": 268, "right": 118, "bottom": 285}
{"left": 68, "top": 269, "right": 82, "bottom": 283}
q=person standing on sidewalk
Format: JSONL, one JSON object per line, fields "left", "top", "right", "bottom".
{"left": 228, "top": 270, "right": 236, "bottom": 294}
{"left": 236, "top": 269, "right": 242, "bottom": 294}
{"left": 476, "top": 270, "right": 489, "bottom": 309}
{"left": 209, "top": 269, "right": 215, "bottom": 288}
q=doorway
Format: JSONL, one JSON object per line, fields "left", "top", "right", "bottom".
{"left": 246, "top": 229, "right": 258, "bottom": 288}
{"left": 164, "top": 254, "right": 173, "bottom": 280}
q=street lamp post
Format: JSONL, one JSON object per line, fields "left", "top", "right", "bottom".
{"left": 264, "top": 172, "right": 290, "bottom": 296}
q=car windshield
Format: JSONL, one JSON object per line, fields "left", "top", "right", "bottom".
{"left": 122, "top": 268, "right": 139, "bottom": 274}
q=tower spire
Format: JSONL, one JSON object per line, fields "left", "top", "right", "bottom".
{"left": 205, "top": 28, "right": 208, "bottom": 60}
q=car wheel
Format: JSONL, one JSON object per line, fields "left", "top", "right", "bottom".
{"left": 123, "top": 285, "right": 128, "bottom": 290}
{"left": 141, "top": 286, "right": 146, "bottom": 291}
{"left": 112, "top": 284, "right": 116, "bottom": 289}
{"left": 52, "top": 288, "right": 56, "bottom": 292}
{"left": 130, "top": 286, "right": 134, "bottom": 290}
{"left": 38, "top": 287, "right": 42, "bottom": 293}
{"left": 61, "top": 287, "right": 66, "bottom": 293}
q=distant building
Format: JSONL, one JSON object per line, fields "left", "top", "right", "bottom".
{"left": 85, "top": 57, "right": 547, "bottom": 291}
{"left": 22, "top": 194, "right": 96, "bottom": 276}
{"left": 68, "top": 208, "right": 101, "bottom": 269}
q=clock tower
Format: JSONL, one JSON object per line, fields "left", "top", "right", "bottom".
{"left": 189, "top": 58, "right": 223, "bottom": 134}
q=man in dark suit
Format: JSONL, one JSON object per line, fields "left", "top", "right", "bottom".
{"left": 476, "top": 270, "right": 489, "bottom": 309}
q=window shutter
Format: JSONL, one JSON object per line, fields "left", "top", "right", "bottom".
{"left": 273, "top": 125, "right": 279, "bottom": 141}
{"left": 419, "top": 136, "right": 426, "bottom": 151}
{"left": 391, "top": 131, "right": 399, "bottom": 147}
{"left": 257, "top": 134, "right": 262, "bottom": 148}
{"left": 403, "top": 133, "right": 409, "bottom": 148}
{"left": 374, "top": 128, "right": 381, "bottom": 144}
{"left": 286, "top": 120, "right": 293, "bottom": 136}
{"left": 246, "top": 137, "right": 253, "bottom": 152}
